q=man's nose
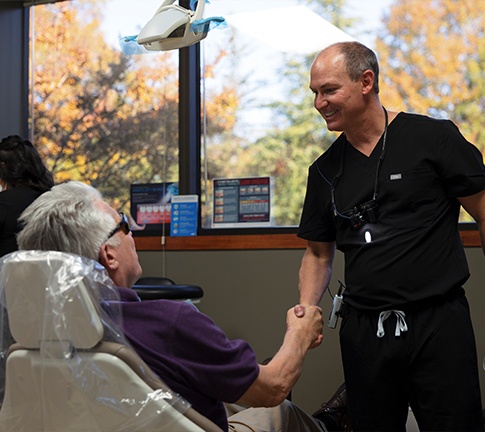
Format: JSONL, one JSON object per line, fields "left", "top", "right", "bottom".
{"left": 314, "top": 94, "right": 328, "bottom": 111}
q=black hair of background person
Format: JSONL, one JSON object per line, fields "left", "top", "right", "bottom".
{"left": 0, "top": 135, "right": 54, "bottom": 257}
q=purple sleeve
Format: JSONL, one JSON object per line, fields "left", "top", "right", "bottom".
{"left": 171, "top": 303, "right": 259, "bottom": 403}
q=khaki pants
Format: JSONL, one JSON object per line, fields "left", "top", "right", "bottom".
{"left": 226, "top": 400, "right": 328, "bottom": 432}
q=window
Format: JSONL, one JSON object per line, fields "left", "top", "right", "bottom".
{"left": 29, "top": 0, "right": 484, "bottom": 238}
{"left": 200, "top": 0, "right": 484, "bottom": 229}
{"left": 200, "top": 0, "right": 336, "bottom": 229}
{"left": 30, "top": 0, "right": 179, "bottom": 227}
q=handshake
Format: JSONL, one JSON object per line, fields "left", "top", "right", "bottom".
{"left": 288, "top": 304, "right": 323, "bottom": 349}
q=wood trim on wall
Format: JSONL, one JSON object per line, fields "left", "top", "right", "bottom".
{"left": 135, "top": 230, "right": 481, "bottom": 251}
{"left": 460, "top": 230, "right": 481, "bottom": 247}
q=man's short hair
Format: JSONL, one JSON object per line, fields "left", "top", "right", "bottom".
{"left": 328, "top": 41, "right": 380, "bottom": 93}
{"left": 17, "top": 181, "right": 118, "bottom": 261}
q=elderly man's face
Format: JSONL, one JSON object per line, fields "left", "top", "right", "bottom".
{"left": 99, "top": 201, "right": 143, "bottom": 288}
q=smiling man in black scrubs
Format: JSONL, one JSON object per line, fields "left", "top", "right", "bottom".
{"left": 297, "top": 41, "right": 485, "bottom": 431}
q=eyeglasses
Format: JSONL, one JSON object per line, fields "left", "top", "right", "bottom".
{"left": 107, "top": 212, "right": 131, "bottom": 240}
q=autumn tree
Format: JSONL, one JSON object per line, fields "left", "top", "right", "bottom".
{"left": 32, "top": 0, "right": 235, "bottom": 212}
{"left": 376, "top": 0, "right": 485, "bottom": 152}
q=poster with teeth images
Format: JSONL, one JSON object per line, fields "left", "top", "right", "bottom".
{"left": 130, "top": 182, "right": 178, "bottom": 233}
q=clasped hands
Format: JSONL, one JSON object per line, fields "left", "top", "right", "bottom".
{"left": 288, "top": 304, "right": 323, "bottom": 349}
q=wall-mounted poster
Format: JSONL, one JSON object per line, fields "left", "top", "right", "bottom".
{"left": 212, "top": 176, "right": 273, "bottom": 228}
{"left": 130, "top": 182, "right": 178, "bottom": 234}
{"left": 171, "top": 195, "right": 198, "bottom": 237}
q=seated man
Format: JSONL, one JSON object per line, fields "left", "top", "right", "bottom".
{"left": 17, "top": 181, "right": 348, "bottom": 432}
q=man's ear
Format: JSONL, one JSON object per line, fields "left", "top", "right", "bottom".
{"left": 99, "top": 243, "right": 119, "bottom": 271}
{"left": 361, "top": 70, "right": 375, "bottom": 94}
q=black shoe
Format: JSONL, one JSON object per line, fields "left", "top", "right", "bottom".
{"left": 312, "top": 383, "right": 352, "bottom": 431}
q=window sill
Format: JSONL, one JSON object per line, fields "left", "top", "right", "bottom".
{"left": 134, "top": 229, "right": 481, "bottom": 251}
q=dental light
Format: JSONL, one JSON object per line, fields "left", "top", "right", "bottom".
{"left": 135, "top": 0, "right": 224, "bottom": 52}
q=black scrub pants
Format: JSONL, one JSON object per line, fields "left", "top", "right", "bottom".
{"left": 340, "top": 290, "right": 484, "bottom": 431}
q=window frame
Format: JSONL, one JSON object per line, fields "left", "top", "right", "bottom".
{"left": 134, "top": 228, "right": 481, "bottom": 251}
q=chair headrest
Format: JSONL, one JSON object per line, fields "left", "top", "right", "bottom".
{"left": 1, "top": 251, "right": 107, "bottom": 349}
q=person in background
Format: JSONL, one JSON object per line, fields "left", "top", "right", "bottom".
{"left": 296, "top": 41, "right": 485, "bottom": 431}
{"left": 17, "top": 180, "right": 350, "bottom": 432}
{"left": 0, "top": 135, "right": 54, "bottom": 257}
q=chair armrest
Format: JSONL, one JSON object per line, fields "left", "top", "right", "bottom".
{"left": 132, "top": 284, "right": 204, "bottom": 301}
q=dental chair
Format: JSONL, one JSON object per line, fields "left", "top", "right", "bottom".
{"left": 0, "top": 250, "right": 222, "bottom": 432}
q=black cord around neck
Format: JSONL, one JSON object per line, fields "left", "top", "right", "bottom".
{"left": 316, "top": 106, "right": 389, "bottom": 220}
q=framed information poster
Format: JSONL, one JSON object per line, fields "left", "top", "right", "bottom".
{"left": 130, "top": 182, "right": 178, "bottom": 234}
{"left": 212, "top": 176, "right": 273, "bottom": 228}
{"left": 170, "top": 195, "right": 198, "bottom": 237}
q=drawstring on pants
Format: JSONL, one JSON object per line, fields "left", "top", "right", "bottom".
{"left": 377, "top": 310, "right": 408, "bottom": 338}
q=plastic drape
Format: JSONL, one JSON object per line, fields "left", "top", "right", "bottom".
{"left": 0, "top": 250, "right": 191, "bottom": 432}
{"left": 191, "top": 17, "right": 227, "bottom": 35}
{"left": 189, "top": 0, "right": 227, "bottom": 35}
{"left": 119, "top": 35, "right": 152, "bottom": 55}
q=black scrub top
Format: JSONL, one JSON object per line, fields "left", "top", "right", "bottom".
{"left": 298, "top": 113, "right": 485, "bottom": 311}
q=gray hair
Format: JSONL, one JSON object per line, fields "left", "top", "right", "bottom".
{"left": 17, "top": 181, "right": 119, "bottom": 261}
{"left": 327, "top": 41, "right": 380, "bottom": 94}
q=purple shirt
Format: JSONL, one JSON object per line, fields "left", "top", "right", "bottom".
{"left": 117, "top": 287, "right": 259, "bottom": 431}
